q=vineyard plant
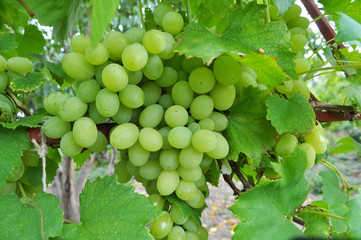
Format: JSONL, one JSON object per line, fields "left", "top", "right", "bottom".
{"left": 1, "top": 0, "right": 361, "bottom": 239}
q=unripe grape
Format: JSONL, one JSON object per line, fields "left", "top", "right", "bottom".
{"left": 126, "top": 69, "right": 143, "bottom": 85}
{"left": 60, "top": 131, "right": 83, "bottom": 157}
{"left": 70, "top": 35, "right": 91, "bottom": 54}
{"left": 159, "top": 148, "right": 180, "bottom": 170}
{"left": 142, "top": 81, "right": 162, "bottom": 106}
{"left": 167, "top": 226, "right": 186, "bottom": 240}
{"left": 283, "top": 4, "right": 302, "bottom": 22}
{"left": 142, "top": 54, "right": 164, "bottom": 80}
{"left": 58, "top": 96, "right": 87, "bottom": 122}
{"left": 199, "top": 118, "right": 215, "bottom": 130}
{"left": 72, "top": 117, "right": 98, "bottom": 148}
{"left": 77, "top": 79, "right": 100, "bottom": 103}
{"left": 290, "top": 34, "right": 307, "bottom": 52}
{"left": 118, "top": 84, "right": 145, "bottom": 108}
{"left": 7, "top": 57, "right": 33, "bottom": 74}
{"left": 9, "top": 161, "right": 24, "bottom": 181}
{"left": 288, "top": 17, "right": 310, "bottom": 30}
{"left": 103, "top": 31, "right": 131, "bottom": 60}
{"left": 0, "top": 71, "right": 8, "bottom": 93}
{"left": 179, "top": 145, "right": 203, "bottom": 169}
{"left": 206, "top": 132, "right": 229, "bottom": 159}
{"left": 0, "top": 181, "right": 16, "bottom": 197}
{"left": 162, "top": 11, "right": 184, "bottom": 35}
{"left": 143, "top": 30, "right": 167, "bottom": 54}
{"left": 181, "top": 57, "right": 204, "bottom": 74}
{"left": 148, "top": 194, "right": 165, "bottom": 210}
{"left": 210, "top": 83, "right": 236, "bottom": 111}
{"left": 189, "top": 67, "right": 216, "bottom": 94}
{"left": 172, "top": 81, "right": 194, "bottom": 109}
{"left": 0, "top": 55, "right": 6, "bottom": 71}
{"left": 85, "top": 43, "right": 109, "bottom": 65}
{"left": 102, "top": 63, "right": 128, "bottom": 92}
{"left": 124, "top": 27, "right": 146, "bottom": 43}
{"left": 43, "top": 92, "right": 72, "bottom": 116}
{"left": 128, "top": 141, "right": 150, "bottom": 167}
{"left": 62, "top": 52, "right": 95, "bottom": 81}
{"left": 165, "top": 105, "right": 188, "bottom": 127}
{"left": 183, "top": 217, "right": 199, "bottom": 232}
{"left": 286, "top": 79, "right": 310, "bottom": 100}
{"left": 275, "top": 80, "right": 293, "bottom": 94}
{"left": 190, "top": 95, "right": 214, "bottom": 120}
{"left": 299, "top": 143, "right": 316, "bottom": 169}
{"left": 114, "top": 160, "right": 132, "bottom": 183}
{"left": 186, "top": 188, "right": 205, "bottom": 208}
{"left": 43, "top": 116, "right": 71, "bottom": 139}
{"left": 192, "top": 129, "right": 217, "bottom": 153}
{"left": 157, "top": 170, "right": 180, "bottom": 195}
{"left": 154, "top": 2, "right": 173, "bottom": 26}
{"left": 88, "top": 131, "right": 108, "bottom": 153}
{"left": 168, "top": 126, "right": 192, "bottom": 149}
{"left": 139, "top": 159, "right": 163, "bottom": 180}
{"left": 275, "top": 133, "right": 298, "bottom": 157}
{"left": 150, "top": 212, "right": 173, "bottom": 239}
{"left": 178, "top": 166, "right": 202, "bottom": 182}
{"left": 88, "top": 102, "right": 107, "bottom": 124}
{"left": 22, "top": 150, "right": 40, "bottom": 167}
{"left": 208, "top": 111, "right": 228, "bottom": 132}
{"left": 290, "top": 27, "right": 307, "bottom": 37}
{"left": 293, "top": 58, "right": 311, "bottom": 75}
{"left": 139, "top": 127, "right": 163, "bottom": 152}
{"left": 213, "top": 55, "right": 243, "bottom": 85}
{"left": 110, "top": 123, "right": 139, "bottom": 149}
{"left": 304, "top": 128, "right": 327, "bottom": 154}
{"left": 122, "top": 43, "right": 148, "bottom": 71}
{"left": 155, "top": 66, "right": 178, "bottom": 87}
{"left": 175, "top": 180, "right": 197, "bottom": 201}
{"left": 159, "top": 32, "right": 176, "bottom": 60}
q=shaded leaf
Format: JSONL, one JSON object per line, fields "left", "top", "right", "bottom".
{"left": 273, "top": 0, "right": 295, "bottom": 15}
{"left": 205, "top": 159, "right": 220, "bottom": 187}
{"left": 0, "top": 33, "right": 18, "bottom": 53}
{"left": 299, "top": 207, "right": 330, "bottom": 239}
{"left": 335, "top": 13, "right": 361, "bottom": 43}
{"left": 15, "top": 25, "right": 46, "bottom": 56}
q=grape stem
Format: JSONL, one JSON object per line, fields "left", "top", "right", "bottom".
{"left": 294, "top": 209, "right": 345, "bottom": 221}
{"left": 263, "top": 0, "right": 270, "bottom": 23}
{"left": 63, "top": 218, "right": 78, "bottom": 224}
{"left": 297, "top": 64, "right": 361, "bottom": 76}
{"left": 18, "top": 182, "right": 27, "bottom": 198}
{"left": 17, "top": 0, "right": 35, "bottom": 17}
{"left": 5, "top": 88, "right": 31, "bottom": 116}
{"left": 138, "top": 0, "right": 145, "bottom": 28}
{"left": 185, "top": 0, "right": 192, "bottom": 22}
{"left": 216, "top": 159, "right": 243, "bottom": 195}
{"left": 228, "top": 160, "right": 254, "bottom": 190}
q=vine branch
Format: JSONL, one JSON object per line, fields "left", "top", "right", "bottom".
{"left": 229, "top": 160, "right": 254, "bottom": 190}
{"left": 17, "top": 0, "right": 35, "bottom": 18}
{"left": 5, "top": 88, "right": 31, "bottom": 116}
{"left": 216, "top": 159, "right": 242, "bottom": 195}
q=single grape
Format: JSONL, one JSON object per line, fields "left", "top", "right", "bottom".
{"left": 143, "top": 30, "right": 167, "bottom": 54}
{"left": 43, "top": 116, "right": 71, "bottom": 139}
{"left": 142, "top": 81, "right": 162, "bottom": 106}
{"left": 213, "top": 55, "right": 243, "bottom": 85}
{"left": 58, "top": 96, "right": 88, "bottom": 122}
{"left": 77, "top": 79, "right": 100, "bottom": 103}
{"left": 148, "top": 194, "right": 165, "bottom": 210}
{"left": 0, "top": 181, "right": 17, "bottom": 197}
{"left": 181, "top": 57, "right": 204, "bottom": 74}
{"left": 185, "top": 231, "right": 201, "bottom": 240}
{"left": 186, "top": 188, "right": 205, "bottom": 208}
{"left": 208, "top": 111, "right": 228, "bottom": 132}
{"left": 288, "top": 17, "right": 310, "bottom": 29}
{"left": 275, "top": 133, "right": 298, "bottom": 157}
{"left": 167, "top": 226, "right": 186, "bottom": 240}
{"left": 192, "top": 129, "right": 217, "bottom": 153}
{"left": 188, "top": 122, "right": 201, "bottom": 133}
{"left": 159, "top": 94, "right": 174, "bottom": 109}
{"left": 0, "top": 71, "right": 8, "bottom": 93}
{"left": 290, "top": 27, "right": 307, "bottom": 36}
{"left": 126, "top": 69, "right": 143, "bottom": 85}
{"left": 102, "top": 63, "right": 128, "bottom": 92}
{"left": 269, "top": 5, "right": 280, "bottom": 21}
{"left": 304, "top": 129, "right": 327, "bottom": 154}
{"left": 194, "top": 174, "right": 206, "bottom": 188}
{"left": 85, "top": 43, "right": 109, "bottom": 65}
{"left": 175, "top": 180, "right": 197, "bottom": 201}
{"left": 165, "top": 54, "right": 184, "bottom": 71}
{"left": 299, "top": 143, "right": 316, "bottom": 169}
{"left": 286, "top": 79, "right": 310, "bottom": 100}
{"left": 139, "top": 159, "right": 163, "bottom": 180}
{"left": 142, "top": 54, "right": 164, "bottom": 80}
{"left": 150, "top": 212, "right": 173, "bottom": 239}
{"left": 7, "top": 57, "right": 33, "bottom": 74}
{"left": 22, "top": 150, "right": 40, "bottom": 167}
{"left": 159, "top": 32, "right": 176, "bottom": 60}
{"left": 88, "top": 102, "right": 107, "bottom": 124}
{"left": 72, "top": 117, "right": 98, "bottom": 148}
{"left": 155, "top": 66, "right": 178, "bottom": 87}
{"left": 60, "top": 131, "right": 83, "bottom": 157}
{"left": 293, "top": 58, "right": 311, "bottom": 75}
{"left": 190, "top": 95, "right": 214, "bottom": 120}
{"left": 172, "top": 81, "right": 194, "bottom": 109}
{"left": 168, "top": 126, "right": 192, "bottom": 149}
{"left": 62, "top": 52, "right": 95, "bottom": 81}
{"left": 164, "top": 105, "right": 188, "bottom": 128}
{"left": 159, "top": 148, "right": 180, "bottom": 170}
{"left": 179, "top": 145, "right": 203, "bottom": 169}
{"left": 43, "top": 92, "right": 71, "bottom": 116}
{"left": 70, "top": 35, "right": 91, "bottom": 54}
{"left": 275, "top": 80, "right": 293, "bottom": 94}
{"left": 162, "top": 11, "right": 184, "bottom": 36}
{"left": 118, "top": 84, "right": 145, "bottom": 108}
{"left": 9, "top": 161, "right": 25, "bottom": 181}
{"left": 178, "top": 70, "right": 188, "bottom": 81}
{"left": 178, "top": 166, "right": 202, "bottom": 182}
{"left": 122, "top": 43, "right": 148, "bottom": 71}
{"left": 103, "top": 31, "right": 131, "bottom": 60}
{"left": 125, "top": 27, "right": 146, "bottom": 43}
{"left": 283, "top": 4, "right": 302, "bottom": 22}
{"left": 87, "top": 131, "right": 108, "bottom": 153}
{"left": 197, "top": 226, "right": 209, "bottom": 240}
{"left": 114, "top": 160, "right": 132, "bottom": 183}
{"left": 0, "top": 55, "right": 7, "bottom": 71}
{"left": 183, "top": 217, "right": 199, "bottom": 232}
{"left": 198, "top": 118, "right": 215, "bottom": 131}
{"left": 206, "top": 132, "right": 229, "bottom": 159}
{"left": 128, "top": 141, "right": 150, "bottom": 166}
{"left": 139, "top": 104, "right": 164, "bottom": 128}
{"left": 110, "top": 123, "right": 139, "bottom": 149}
{"left": 210, "top": 83, "right": 236, "bottom": 111}
{"left": 157, "top": 170, "right": 180, "bottom": 195}
{"left": 111, "top": 102, "right": 132, "bottom": 124}
{"left": 290, "top": 34, "right": 307, "bottom": 52}
{"left": 154, "top": 2, "right": 173, "bottom": 26}
{"left": 234, "top": 72, "right": 257, "bottom": 95}
{"left": 159, "top": 127, "right": 173, "bottom": 150}
{"left": 189, "top": 67, "right": 215, "bottom": 94}
{"left": 139, "top": 127, "right": 163, "bottom": 151}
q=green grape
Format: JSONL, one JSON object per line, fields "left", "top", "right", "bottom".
{"left": 0, "top": 181, "right": 17, "bottom": 197}
{"left": 290, "top": 27, "right": 307, "bottom": 36}
{"left": 210, "top": 83, "right": 236, "bottom": 111}
{"left": 139, "top": 104, "right": 164, "bottom": 128}
{"left": 96, "top": 88, "right": 120, "bottom": 117}
{"left": 288, "top": 17, "right": 310, "bottom": 29}
{"left": 183, "top": 217, "right": 199, "bottom": 232}
{"left": 125, "top": 27, "right": 146, "bottom": 43}
{"left": 190, "top": 95, "right": 214, "bottom": 120}
{"left": 142, "top": 54, "right": 164, "bottom": 80}
{"left": 148, "top": 194, "right": 165, "bottom": 210}
{"left": 9, "top": 161, "right": 24, "bottom": 181}
{"left": 162, "top": 11, "right": 184, "bottom": 36}
{"left": 88, "top": 102, "right": 107, "bottom": 124}
{"left": 269, "top": 5, "right": 280, "bottom": 21}
{"left": 188, "top": 122, "right": 200, "bottom": 133}
{"left": 159, "top": 148, "right": 180, "bottom": 170}
{"left": 72, "top": 117, "right": 98, "bottom": 148}
{"left": 103, "top": 31, "right": 131, "bottom": 60}
{"left": 102, "top": 63, "right": 128, "bottom": 92}
{"left": 139, "top": 127, "right": 163, "bottom": 151}
{"left": 43, "top": 92, "right": 71, "bottom": 116}
{"left": 110, "top": 123, "right": 139, "bottom": 149}
{"left": 58, "top": 96, "right": 88, "bottom": 122}
{"left": 88, "top": 131, "right": 108, "bottom": 153}
{"left": 159, "top": 94, "right": 174, "bottom": 109}
{"left": 146, "top": 180, "right": 159, "bottom": 195}
{"left": 304, "top": 129, "right": 327, "bottom": 154}
{"left": 290, "top": 34, "right": 307, "bottom": 52}
{"left": 77, "top": 79, "right": 101, "bottom": 103}
{"left": 60, "top": 131, "right": 83, "bottom": 157}
{"left": 189, "top": 67, "right": 215, "bottom": 94}
{"left": 114, "top": 160, "right": 132, "bottom": 183}
{"left": 129, "top": 141, "right": 150, "bottom": 166}
{"left": 241, "top": 65, "right": 257, "bottom": 79}
{"left": 119, "top": 84, "right": 145, "bottom": 108}
{"left": 293, "top": 58, "right": 311, "bottom": 75}
{"left": 139, "top": 159, "right": 163, "bottom": 180}
{"left": 142, "top": 81, "right": 162, "bottom": 106}
{"left": 213, "top": 55, "right": 243, "bottom": 85}
{"left": 197, "top": 226, "right": 208, "bottom": 240}
{"left": 22, "top": 150, "right": 40, "bottom": 167}
{"left": 7, "top": 57, "right": 33, "bottom": 74}
{"left": 111, "top": 102, "right": 132, "bottom": 124}
{"left": 62, "top": 52, "right": 95, "bottom": 81}
{"left": 208, "top": 111, "right": 228, "bottom": 132}
{"left": 43, "top": 116, "right": 71, "bottom": 139}
{"left": 70, "top": 35, "right": 91, "bottom": 54}
{"left": 143, "top": 30, "right": 167, "bottom": 54}
{"left": 0, "top": 71, "right": 8, "bottom": 92}
{"left": 157, "top": 170, "right": 180, "bottom": 195}
{"left": 94, "top": 61, "right": 111, "bottom": 87}
{"left": 0, "top": 93, "right": 14, "bottom": 113}
{"left": 122, "top": 43, "right": 148, "bottom": 71}
{"left": 181, "top": 57, "right": 204, "bottom": 74}
{"left": 299, "top": 143, "right": 316, "bottom": 169}
{"left": 275, "top": 133, "right": 298, "bottom": 157}
{"left": 168, "top": 126, "right": 192, "bottom": 149}
{"left": 194, "top": 174, "right": 206, "bottom": 188}
{"left": 234, "top": 72, "right": 257, "bottom": 95}
{"left": 198, "top": 118, "right": 215, "bottom": 131}
{"left": 159, "top": 127, "right": 173, "bottom": 150}
{"left": 154, "top": 2, "right": 173, "bottom": 26}
{"left": 186, "top": 188, "right": 205, "bottom": 209}
{"left": 178, "top": 166, "right": 202, "bottom": 182}
{"left": 178, "top": 70, "right": 188, "bottom": 81}
{"left": 286, "top": 79, "right": 310, "bottom": 100}
{"left": 165, "top": 54, "right": 183, "bottom": 71}
{"left": 155, "top": 66, "right": 178, "bottom": 87}
{"left": 150, "top": 212, "right": 173, "bottom": 239}
{"left": 179, "top": 145, "right": 203, "bottom": 169}
{"left": 206, "top": 132, "right": 229, "bottom": 159}
{"left": 283, "top": 4, "right": 302, "bottom": 22}
{"left": 126, "top": 69, "right": 143, "bottom": 85}
{"left": 0, "top": 55, "right": 6, "bottom": 71}
{"left": 275, "top": 80, "right": 293, "bottom": 94}
{"left": 165, "top": 105, "right": 188, "bottom": 128}
{"left": 172, "top": 81, "right": 194, "bottom": 109}
{"left": 175, "top": 180, "right": 197, "bottom": 201}
{"left": 159, "top": 32, "right": 176, "bottom": 60}
{"left": 185, "top": 231, "right": 201, "bottom": 240}
{"left": 191, "top": 129, "right": 217, "bottom": 153}
{"left": 170, "top": 204, "right": 188, "bottom": 225}
{"left": 85, "top": 43, "right": 109, "bottom": 65}
{"left": 167, "top": 226, "right": 186, "bottom": 240}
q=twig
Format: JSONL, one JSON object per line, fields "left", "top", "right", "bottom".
{"left": 310, "top": 102, "right": 355, "bottom": 112}
{"left": 229, "top": 161, "right": 254, "bottom": 190}
{"left": 32, "top": 129, "right": 48, "bottom": 192}
{"left": 292, "top": 216, "right": 305, "bottom": 226}
{"left": 17, "top": 0, "right": 35, "bottom": 17}
{"left": 217, "top": 159, "right": 243, "bottom": 195}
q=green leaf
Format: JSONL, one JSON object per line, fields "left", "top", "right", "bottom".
{"left": 0, "top": 115, "right": 43, "bottom": 129}
{"left": 15, "top": 25, "right": 46, "bottom": 56}
{"left": 91, "top": 0, "right": 120, "bottom": 46}
{"left": 0, "top": 33, "right": 18, "bottom": 53}
{"left": 230, "top": 52, "right": 287, "bottom": 88}
{"left": 230, "top": 147, "right": 308, "bottom": 240}
{"left": 335, "top": 13, "right": 361, "bottom": 43}
{"left": 345, "top": 192, "right": 361, "bottom": 238}
{"left": 344, "top": 0, "right": 361, "bottom": 24}
{"left": 320, "top": 170, "right": 348, "bottom": 207}
{"left": 24, "top": 0, "right": 83, "bottom": 41}
{"left": 330, "top": 137, "right": 361, "bottom": 155}
{"left": 273, "top": 0, "right": 295, "bottom": 15}
{"left": 266, "top": 93, "right": 316, "bottom": 134}
{"left": 73, "top": 150, "right": 92, "bottom": 166}
{"left": 60, "top": 176, "right": 161, "bottom": 239}
{"left": 227, "top": 87, "right": 277, "bottom": 160}
{"left": 205, "top": 159, "right": 220, "bottom": 187}
{"left": 144, "top": 8, "right": 157, "bottom": 31}
{"left": 46, "top": 147, "right": 62, "bottom": 184}
{"left": 347, "top": 87, "right": 361, "bottom": 110}
{"left": 299, "top": 207, "right": 330, "bottom": 239}
{"left": 0, "top": 0, "right": 29, "bottom": 31}
{"left": 0, "top": 127, "right": 32, "bottom": 188}
{"left": 0, "top": 192, "right": 63, "bottom": 239}
{"left": 176, "top": 2, "right": 297, "bottom": 79}
{"left": 11, "top": 72, "right": 44, "bottom": 92}
{"left": 319, "top": 0, "right": 351, "bottom": 13}
{"left": 340, "top": 48, "right": 361, "bottom": 80}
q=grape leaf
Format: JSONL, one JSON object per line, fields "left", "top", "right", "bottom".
{"left": 144, "top": 8, "right": 157, "bottom": 31}
{"left": 230, "top": 147, "right": 308, "bottom": 240}
{"left": 344, "top": 0, "right": 361, "bottom": 24}
{"left": 91, "top": 0, "right": 120, "bottom": 46}
{"left": 0, "top": 192, "right": 63, "bottom": 239}
{"left": 60, "top": 176, "right": 161, "bottom": 239}
{"left": 299, "top": 207, "right": 330, "bottom": 239}
{"left": 347, "top": 87, "right": 361, "bottom": 110}
{"left": 330, "top": 137, "right": 361, "bottom": 155}
{"left": 46, "top": 146, "right": 62, "bottom": 184}
{"left": 273, "top": 0, "right": 295, "bottom": 15}
{"left": 340, "top": 48, "right": 361, "bottom": 80}
{"left": 176, "top": 2, "right": 297, "bottom": 79}
{"left": 73, "top": 150, "right": 92, "bottom": 166}
{"left": 345, "top": 193, "right": 361, "bottom": 238}
{"left": 15, "top": 25, "right": 46, "bottom": 56}
{"left": 335, "top": 13, "right": 361, "bottom": 43}
{"left": 227, "top": 87, "right": 277, "bottom": 160}
{"left": 319, "top": 0, "right": 361, "bottom": 23}
{"left": 0, "top": 115, "right": 43, "bottom": 129}
{"left": 266, "top": 93, "right": 316, "bottom": 134}
{"left": 11, "top": 72, "right": 44, "bottom": 92}
{"left": 0, "top": 0, "right": 29, "bottom": 31}
{"left": 205, "top": 159, "right": 220, "bottom": 187}
{"left": 230, "top": 52, "right": 287, "bottom": 88}
{"left": 24, "top": 0, "right": 83, "bottom": 41}
{"left": 0, "top": 127, "right": 32, "bottom": 188}
{"left": 320, "top": 170, "right": 348, "bottom": 207}
{"left": 0, "top": 33, "right": 18, "bottom": 53}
